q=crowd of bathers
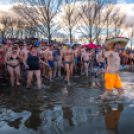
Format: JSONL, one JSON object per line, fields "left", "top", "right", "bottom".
{"left": 0, "top": 38, "right": 133, "bottom": 88}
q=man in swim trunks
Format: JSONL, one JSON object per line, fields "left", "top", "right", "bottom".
{"left": 81, "top": 47, "right": 92, "bottom": 76}
{"left": 60, "top": 43, "right": 74, "bottom": 85}
{"left": 101, "top": 37, "right": 129, "bottom": 101}
{"left": 95, "top": 49, "right": 106, "bottom": 81}
{"left": 44, "top": 44, "right": 54, "bottom": 81}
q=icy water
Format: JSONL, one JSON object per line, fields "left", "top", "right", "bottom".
{"left": 0, "top": 70, "right": 134, "bottom": 134}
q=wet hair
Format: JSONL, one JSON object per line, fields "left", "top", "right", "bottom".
{"left": 12, "top": 46, "right": 17, "bottom": 51}
{"left": 30, "top": 45, "right": 37, "bottom": 52}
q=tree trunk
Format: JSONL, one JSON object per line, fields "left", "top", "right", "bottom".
{"left": 69, "top": 28, "right": 72, "bottom": 43}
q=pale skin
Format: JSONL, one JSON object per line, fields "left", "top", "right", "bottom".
{"left": 96, "top": 51, "right": 106, "bottom": 80}
{"left": 101, "top": 43, "right": 124, "bottom": 101}
{"left": 89, "top": 49, "right": 95, "bottom": 72}
{"left": 39, "top": 46, "right": 45, "bottom": 76}
{"left": 60, "top": 45, "right": 74, "bottom": 85}
{"left": 81, "top": 47, "right": 86, "bottom": 75}
{"left": 23, "top": 47, "right": 48, "bottom": 89}
{"left": 44, "top": 46, "right": 53, "bottom": 81}
{"left": 5, "top": 50, "right": 20, "bottom": 87}
{"left": 81, "top": 50, "right": 92, "bottom": 76}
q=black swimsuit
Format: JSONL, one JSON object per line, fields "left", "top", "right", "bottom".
{"left": 7, "top": 55, "right": 20, "bottom": 69}
{"left": 83, "top": 61, "right": 89, "bottom": 64}
{"left": 27, "top": 53, "right": 40, "bottom": 70}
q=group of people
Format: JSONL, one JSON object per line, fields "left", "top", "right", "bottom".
{"left": 0, "top": 37, "right": 130, "bottom": 101}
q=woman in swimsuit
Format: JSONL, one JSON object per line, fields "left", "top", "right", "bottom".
{"left": 5, "top": 46, "right": 21, "bottom": 87}
{"left": 23, "top": 45, "right": 48, "bottom": 89}
{"left": 0, "top": 44, "right": 4, "bottom": 78}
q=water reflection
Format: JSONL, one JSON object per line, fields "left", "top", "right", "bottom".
{"left": 0, "top": 73, "right": 134, "bottom": 134}
{"left": 102, "top": 104, "right": 124, "bottom": 134}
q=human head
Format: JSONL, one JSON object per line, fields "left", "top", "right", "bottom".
{"left": 47, "top": 44, "right": 53, "bottom": 50}
{"left": 6, "top": 40, "right": 12, "bottom": 46}
{"left": 12, "top": 46, "right": 18, "bottom": 53}
{"left": 113, "top": 42, "right": 121, "bottom": 52}
{"left": 30, "top": 45, "right": 38, "bottom": 53}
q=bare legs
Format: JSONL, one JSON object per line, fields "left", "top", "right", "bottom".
{"left": 27, "top": 71, "right": 34, "bottom": 89}
{"left": 64, "top": 63, "right": 73, "bottom": 85}
{"left": 101, "top": 88, "right": 124, "bottom": 101}
{"left": 27, "top": 70, "right": 41, "bottom": 89}
{"left": 53, "top": 61, "right": 57, "bottom": 77}
{"left": 84, "top": 62, "right": 89, "bottom": 76}
{"left": 35, "top": 70, "right": 41, "bottom": 89}
{"left": 101, "top": 89, "right": 112, "bottom": 101}
{"left": 7, "top": 65, "right": 20, "bottom": 87}
{"left": 7, "top": 65, "right": 14, "bottom": 87}
{"left": 14, "top": 65, "right": 20, "bottom": 84}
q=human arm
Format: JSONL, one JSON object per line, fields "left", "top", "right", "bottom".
{"left": 60, "top": 50, "right": 64, "bottom": 64}
{"left": 101, "top": 46, "right": 112, "bottom": 58}
{"left": 23, "top": 52, "right": 29, "bottom": 69}
{"left": 39, "top": 57, "right": 48, "bottom": 66}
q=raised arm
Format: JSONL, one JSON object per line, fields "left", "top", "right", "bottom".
{"left": 102, "top": 46, "right": 112, "bottom": 58}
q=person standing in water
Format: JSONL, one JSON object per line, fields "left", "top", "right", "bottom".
{"left": 81, "top": 47, "right": 92, "bottom": 77}
{"left": 101, "top": 37, "right": 129, "bottom": 101}
{"left": 23, "top": 45, "right": 48, "bottom": 89}
{"left": 5, "top": 46, "right": 21, "bottom": 87}
{"left": 60, "top": 42, "right": 74, "bottom": 85}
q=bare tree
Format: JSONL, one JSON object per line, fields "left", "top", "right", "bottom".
{"left": 57, "top": 0, "right": 80, "bottom": 43}
{"left": 0, "top": 16, "right": 10, "bottom": 38}
{"left": 12, "top": 0, "right": 62, "bottom": 42}
{"left": 78, "top": 0, "right": 110, "bottom": 43}
{"left": 102, "top": 4, "right": 116, "bottom": 38}
{"left": 112, "top": 13, "right": 126, "bottom": 37}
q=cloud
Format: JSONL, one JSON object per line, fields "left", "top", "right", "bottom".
{"left": 0, "top": 1, "right": 134, "bottom": 37}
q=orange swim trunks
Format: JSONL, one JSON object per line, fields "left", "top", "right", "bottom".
{"left": 105, "top": 73, "right": 122, "bottom": 90}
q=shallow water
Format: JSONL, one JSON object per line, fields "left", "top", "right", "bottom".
{"left": 0, "top": 71, "right": 134, "bottom": 134}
